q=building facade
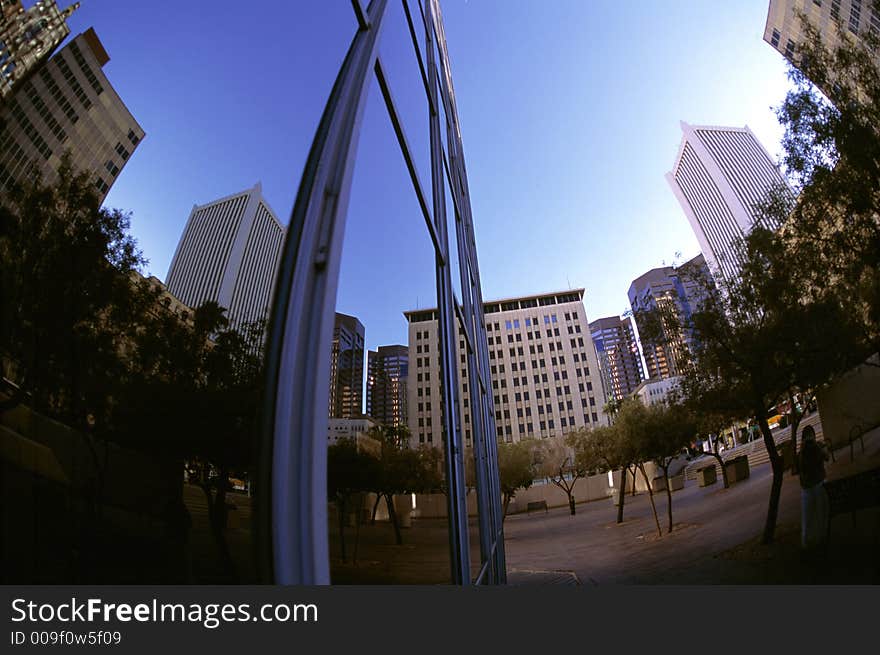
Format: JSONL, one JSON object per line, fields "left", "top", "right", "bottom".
{"left": 633, "top": 376, "right": 683, "bottom": 407}
{"left": 764, "top": 0, "right": 880, "bottom": 66}
{"left": 589, "top": 315, "right": 644, "bottom": 403}
{"left": 329, "top": 313, "right": 365, "bottom": 419}
{"left": 327, "top": 417, "right": 379, "bottom": 456}
{"left": 366, "top": 344, "right": 408, "bottom": 428}
{"left": 1, "top": 1, "right": 79, "bottom": 103}
{"left": 165, "top": 182, "right": 285, "bottom": 333}
{"left": 666, "top": 122, "right": 790, "bottom": 282}
{"left": 628, "top": 254, "right": 708, "bottom": 380}
{"left": 406, "top": 289, "right": 607, "bottom": 448}
{"left": 0, "top": 27, "right": 144, "bottom": 202}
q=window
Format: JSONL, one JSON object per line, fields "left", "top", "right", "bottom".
{"left": 513, "top": 319, "right": 520, "bottom": 328}
{"left": 849, "top": 0, "right": 862, "bottom": 33}
{"left": 770, "top": 28, "right": 781, "bottom": 48}
{"left": 505, "top": 320, "right": 512, "bottom": 329}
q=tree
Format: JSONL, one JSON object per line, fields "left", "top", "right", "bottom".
{"left": 497, "top": 439, "right": 538, "bottom": 519}
{"left": 114, "top": 302, "right": 267, "bottom": 580}
{"left": 0, "top": 159, "right": 146, "bottom": 426}
{"left": 614, "top": 400, "right": 663, "bottom": 537}
{"left": 327, "top": 438, "right": 381, "bottom": 562}
{"left": 689, "top": 406, "right": 738, "bottom": 489}
{"left": 536, "top": 435, "right": 587, "bottom": 515}
{"left": 363, "top": 426, "right": 433, "bottom": 545}
{"left": 642, "top": 402, "right": 697, "bottom": 534}
{"left": 774, "top": 13, "right": 880, "bottom": 363}
{"left": 572, "top": 422, "right": 633, "bottom": 524}
{"left": 639, "top": 236, "right": 865, "bottom": 544}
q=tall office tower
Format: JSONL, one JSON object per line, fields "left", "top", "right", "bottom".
{"left": 628, "top": 254, "right": 709, "bottom": 380}
{"left": 329, "top": 313, "right": 366, "bottom": 419}
{"left": 589, "top": 315, "right": 644, "bottom": 402}
{"left": 0, "top": 1, "right": 79, "bottom": 103}
{"left": 366, "top": 344, "right": 409, "bottom": 428}
{"left": 0, "top": 28, "right": 144, "bottom": 201}
{"left": 666, "top": 122, "right": 791, "bottom": 282}
{"left": 765, "top": 0, "right": 880, "bottom": 68}
{"left": 406, "top": 289, "right": 607, "bottom": 447}
{"left": 165, "top": 183, "right": 285, "bottom": 333}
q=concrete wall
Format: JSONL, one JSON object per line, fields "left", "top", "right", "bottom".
{"left": 816, "top": 355, "right": 880, "bottom": 449}
{"left": 400, "top": 464, "right": 678, "bottom": 519}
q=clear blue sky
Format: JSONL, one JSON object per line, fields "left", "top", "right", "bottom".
{"left": 65, "top": 1, "right": 791, "bottom": 355}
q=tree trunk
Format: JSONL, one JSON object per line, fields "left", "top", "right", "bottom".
{"left": 616, "top": 466, "right": 627, "bottom": 523}
{"left": 568, "top": 494, "right": 576, "bottom": 516}
{"left": 630, "top": 465, "right": 638, "bottom": 496}
{"left": 712, "top": 452, "right": 729, "bottom": 489}
{"left": 384, "top": 494, "right": 402, "bottom": 545}
{"left": 502, "top": 493, "right": 511, "bottom": 520}
{"left": 757, "top": 410, "right": 784, "bottom": 545}
{"left": 336, "top": 496, "right": 347, "bottom": 563}
{"left": 789, "top": 392, "right": 802, "bottom": 476}
{"left": 353, "top": 492, "right": 363, "bottom": 564}
{"left": 370, "top": 494, "right": 381, "bottom": 524}
{"left": 200, "top": 467, "right": 237, "bottom": 582}
{"left": 662, "top": 464, "right": 674, "bottom": 534}
{"left": 639, "top": 463, "right": 662, "bottom": 538}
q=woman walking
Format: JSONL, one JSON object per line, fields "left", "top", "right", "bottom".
{"left": 798, "top": 425, "right": 829, "bottom": 550}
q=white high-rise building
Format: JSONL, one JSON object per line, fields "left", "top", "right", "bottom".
{"left": 405, "top": 289, "right": 607, "bottom": 448}
{"left": 666, "top": 122, "right": 790, "bottom": 282}
{"left": 165, "top": 183, "right": 285, "bottom": 331}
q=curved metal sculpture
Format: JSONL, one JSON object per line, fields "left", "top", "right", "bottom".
{"left": 260, "top": 0, "right": 505, "bottom": 585}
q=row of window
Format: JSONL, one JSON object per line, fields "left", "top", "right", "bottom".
{"left": 55, "top": 55, "right": 91, "bottom": 111}
{"left": 8, "top": 99, "right": 52, "bottom": 160}
{"left": 23, "top": 80, "right": 67, "bottom": 144}
{"left": 68, "top": 42, "right": 104, "bottom": 96}
{"left": 495, "top": 413, "right": 600, "bottom": 438}
{"left": 38, "top": 68, "right": 79, "bottom": 125}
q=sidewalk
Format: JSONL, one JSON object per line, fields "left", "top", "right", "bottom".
{"left": 503, "top": 426, "right": 880, "bottom": 584}
{"left": 330, "top": 427, "right": 879, "bottom": 584}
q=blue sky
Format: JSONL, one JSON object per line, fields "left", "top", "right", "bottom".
{"left": 65, "top": 1, "right": 792, "bottom": 355}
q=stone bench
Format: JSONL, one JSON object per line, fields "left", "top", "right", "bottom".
{"left": 526, "top": 500, "right": 548, "bottom": 514}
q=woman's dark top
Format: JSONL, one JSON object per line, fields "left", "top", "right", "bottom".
{"left": 798, "top": 441, "right": 826, "bottom": 489}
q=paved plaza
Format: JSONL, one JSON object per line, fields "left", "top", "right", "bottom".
{"left": 329, "top": 428, "right": 880, "bottom": 584}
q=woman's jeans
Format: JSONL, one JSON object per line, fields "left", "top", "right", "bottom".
{"left": 801, "top": 482, "right": 829, "bottom": 549}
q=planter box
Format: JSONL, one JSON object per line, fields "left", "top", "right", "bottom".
{"left": 651, "top": 473, "right": 685, "bottom": 493}
{"left": 777, "top": 440, "right": 794, "bottom": 470}
{"left": 724, "top": 456, "right": 750, "bottom": 483}
{"left": 697, "top": 465, "right": 717, "bottom": 487}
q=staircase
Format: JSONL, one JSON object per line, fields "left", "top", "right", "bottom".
{"left": 684, "top": 413, "right": 825, "bottom": 481}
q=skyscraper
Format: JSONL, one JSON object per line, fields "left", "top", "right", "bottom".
{"left": 406, "top": 289, "right": 607, "bottom": 447}
{"left": 589, "top": 315, "right": 644, "bottom": 403}
{"left": 0, "top": 27, "right": 144, "bottom": 201}
{"left": 329, "top": 313, "right": 365, "bottom": 419}
{"left": 666, "top": 122, "right": 790, "bottom": 282}
{"left": 366, "top": 344, "right": 408, "bottom": 428}
{"left": 628, "top": 254, "right": 709, "bottom": 381}
{"left": 165, "top": 182, "right": 285, "bottom": 332}
{"left": 0, "top": 1, "right": 80, "bottom": 103}
{"left": 764, "top": 0, "right": 880, "bottom": 69}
